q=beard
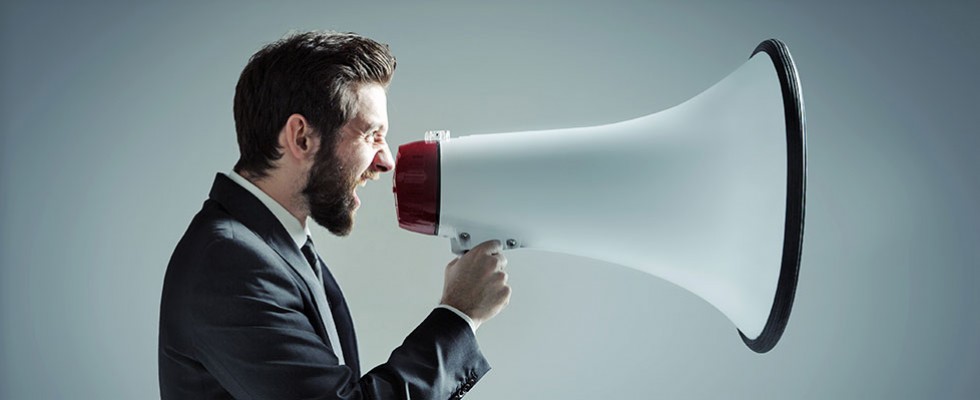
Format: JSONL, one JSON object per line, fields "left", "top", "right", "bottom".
{"left": 302, "top": 146, "right": 361, "bottom": 237}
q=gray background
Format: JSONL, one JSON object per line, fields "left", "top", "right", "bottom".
{"left": 2, "top": 0, "right": 977, "bottom": 398}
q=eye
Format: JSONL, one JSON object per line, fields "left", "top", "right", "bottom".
{"left": 365, "top": 130, "right": 386, "bottom": 145}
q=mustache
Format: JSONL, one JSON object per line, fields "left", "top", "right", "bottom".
{"left": 359, "top": 171, "right": 380, "bottom": 182}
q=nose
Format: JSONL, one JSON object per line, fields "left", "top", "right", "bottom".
{"left": 372, "top": 144, "right": 394, "bottom": 174}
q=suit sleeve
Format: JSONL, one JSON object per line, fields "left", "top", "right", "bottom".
{"left": 187, "top": 238, "right": 491, "bottom": 400}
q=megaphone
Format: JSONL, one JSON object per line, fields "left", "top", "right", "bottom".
{"left": 392, "top": 39, "right": 806, "bottom": 353}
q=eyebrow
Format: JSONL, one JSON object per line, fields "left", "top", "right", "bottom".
{"left": 365, "top": 122, "right": 387, "bottom": 135}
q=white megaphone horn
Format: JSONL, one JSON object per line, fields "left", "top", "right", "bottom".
{"left": 392, "top": 39, "right": 806, "bottom": 353}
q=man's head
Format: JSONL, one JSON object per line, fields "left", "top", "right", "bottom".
{"left": 233, "top": 31, "right": 396, "bottom": 236}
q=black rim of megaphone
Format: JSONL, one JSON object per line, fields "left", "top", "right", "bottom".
{"left": 738, "top": 39, "right": 807, "bottom": 353}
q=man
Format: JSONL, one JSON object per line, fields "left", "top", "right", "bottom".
{"left": 159, "top": 31, "right": 511, "bottom": 399}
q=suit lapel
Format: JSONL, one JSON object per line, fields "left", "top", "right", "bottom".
{"left": 207, "top": 173, "right": 356, "bottom": 369}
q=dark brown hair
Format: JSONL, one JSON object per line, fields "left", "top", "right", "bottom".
{"left": 232, "top": 31, "right": 396, "bottom": 177}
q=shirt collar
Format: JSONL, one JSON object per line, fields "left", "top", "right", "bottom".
{"left": 225, "top": 171, "right": 311, "bottom": 249}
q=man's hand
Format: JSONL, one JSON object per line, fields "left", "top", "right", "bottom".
{"left": 440, "top": 240, "right": 511, "bottom": 330}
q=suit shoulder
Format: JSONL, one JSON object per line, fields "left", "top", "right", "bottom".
{"left": 171, "top": 200, "right": 259, "bottom": 252}
{"left": 161, "top": 199, "right": 303, "bottom": 311}
{"left": 164, "top": 199, "right": 284, "bottom": 284}
{"left": 190, "top": 199, "right": 252, "bottom": 242}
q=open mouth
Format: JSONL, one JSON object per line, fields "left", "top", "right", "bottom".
{"left": 352, "top": 180, "right": 367, "bottom": 208}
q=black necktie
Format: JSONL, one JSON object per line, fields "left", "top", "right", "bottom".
{"left": 300, "top": 237, "right": 360, "bottom": 374}
{"left": 300, "top": 239, "right": 323, "bottom": 281}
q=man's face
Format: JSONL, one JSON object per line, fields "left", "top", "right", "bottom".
{"left": 303, "top": 83, "right": 393, "bottom": 236}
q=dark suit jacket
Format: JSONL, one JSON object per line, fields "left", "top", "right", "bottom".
{"left": 159, "top": 174, "right": 490, "bottom": 399}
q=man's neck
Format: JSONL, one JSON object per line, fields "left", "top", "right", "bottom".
{"left": 238, "top": 170, "right": 309, "bottom": 228}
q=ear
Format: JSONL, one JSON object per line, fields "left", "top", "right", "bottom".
{"left": 279, "top": 114, "right": 319, "bottom": 164}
